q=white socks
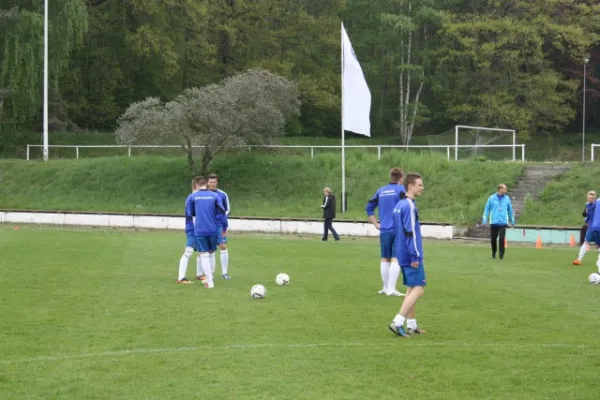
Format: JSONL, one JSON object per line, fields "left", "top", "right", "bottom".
{"left": 407, "top": 319, "right": 417, "bottom": 330}
{"left": 578, "top": 244, "right": 588, "bottom": 261}
{"left": 393, "top": 313, "right": 406, "bottom": 327}
{"left": 196, "top": 255, "right": 203, "bottom": 277}
{"left": 220, "top": 250, "right": 229, "bottom": 275}
{"left": 201, "top": 254, "right": 214, "bottom": 287}
{"left": 178, "top": 247, "right": 193, "bottom": 280}
{"left": 388, "top": 261, "right": 400, "bottom": 293}
{"left": 380, "top": 261, "right": 390, "bottom": 290}
{"left": 209, "top": 252, "right": 216, "bottom": 274}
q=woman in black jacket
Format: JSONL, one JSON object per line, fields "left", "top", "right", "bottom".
{"left": 321, "top": 187, "right": 340, "bottom": 241}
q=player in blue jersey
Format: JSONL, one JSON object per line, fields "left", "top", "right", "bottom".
{"left": 388, "top": 173, "right": 427, "bottom": 337}
{"left": 482, "top": 184, "right": 515, "bottom": 260}
{"left": 177, "top": 179, "right": 200, "bottom": 284}
{"left": 207, "top": 174, "right": 232, "bottom": 280}
{"left": 185, "top": 176, "right": 229, "bottom": 288}
{"left": 573, "top": 190, "right": 597, "bottom": 265}
{"left": 366, "top": 168, "right": 406, "bottom": 296}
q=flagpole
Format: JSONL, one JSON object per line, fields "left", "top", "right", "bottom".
{"left": 43, "top": 0, "right": 49, "bottom": 162}
{"left": 341, "top": 22, "right": 346, "bottom": 213}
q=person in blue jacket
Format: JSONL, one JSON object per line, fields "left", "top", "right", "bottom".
{"left": 482, "top": 184, "right": 515, "bottom": 260}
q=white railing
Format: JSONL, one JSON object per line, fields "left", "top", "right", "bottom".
{"left": 26, "top": 144, "right": 526, "bottom": 162}
{"left": 591, "top": 144, "right": 600, "bottom": 161}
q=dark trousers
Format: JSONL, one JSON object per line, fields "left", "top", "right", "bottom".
{"left": 490, "top": 225, "right": 507, "bottom": 258}
{"left": 323, "top": 218, "right": 340, "bottom": 241}
{"left": 580, "top": 224, "right": 588, "bottom": 246}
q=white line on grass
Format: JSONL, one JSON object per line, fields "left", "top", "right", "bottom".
{"left": 0, "top": 341, "right": 594, "bottom": 364}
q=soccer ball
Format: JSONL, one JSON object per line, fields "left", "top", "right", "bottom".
{"left": 250, "top": 284, "right": 267, "bottom": 299}
{"left": 588, "top": 272, "right": 600, "bottom": 284}
{"left": 275, "top": 273, "right": 290, "bottom": 286}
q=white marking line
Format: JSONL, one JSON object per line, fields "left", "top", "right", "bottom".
{"left": 0, "top": 341, "right": 593, "bottom": 365}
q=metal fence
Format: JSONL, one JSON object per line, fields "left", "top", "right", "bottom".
{"left": 26, "top": 143, "right": 527, "bottom": 162}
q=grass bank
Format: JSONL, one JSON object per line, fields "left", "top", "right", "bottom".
{"left": 0, "top": 153, "right": 523, "bottom": 225}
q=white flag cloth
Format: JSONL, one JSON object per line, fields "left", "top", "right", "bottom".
{"left": 342, "top": 23, "right": 371, "bottom": 137}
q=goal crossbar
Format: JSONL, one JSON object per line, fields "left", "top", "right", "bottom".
{"left": 454, "top": 125, "right": 517, "bottom": 161}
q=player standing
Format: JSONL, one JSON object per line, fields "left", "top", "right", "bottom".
{"left": 481, "top": 184, "right": 515, "bottom": 260}
{"left": 207, "top": 174, "right": 232, "bottom": 280}
{"left": 573, "top": 190, "right": 596, "bottom": 265}
{"left": 177, "top": 179, "right": 199, "bottom": 284}
{"left": 365, "top": 168, "right": 406, "bottom": 296}
{"left": 388, "top": 173, "right": 427, "bottom": 337}
{"left": 186, "top": 176, "right": 228, "bottom": 288}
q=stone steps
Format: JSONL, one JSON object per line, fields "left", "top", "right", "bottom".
{"left": 464, "top": 165, "right": 571, "bottom": 238}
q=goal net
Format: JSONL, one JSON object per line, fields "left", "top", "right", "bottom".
{"left": 425, "top": 125, "right": 519, "bottom": 161}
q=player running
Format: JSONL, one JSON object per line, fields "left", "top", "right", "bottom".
{"left": 366, "top": 168, "right": 406, "bottom": 296}
{"left": 573, "top": 190, "right": 597, "bottom": 266}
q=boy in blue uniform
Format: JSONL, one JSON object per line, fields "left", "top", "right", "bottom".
{"left": 576, "top": 196, "right": 600, "bottom": 273}
{"left": 207, "top": 174, "right": 232, "bottom": 280}
{"left": 482, "top": 184, "right": 515, "bottom": 260}
{"left": 185, "top": 176, "right": 228, "bottom": 288}
{"left": 366, "top": 168, "right": 406, "bottom": 296}
{"left": 177, "top": 179, "right": 199, "bottom": 284}
{"left": 573, "top": 190, "right": 596, "bottom": 265}
{"left": 388, "top": 173, "right": 427, "bottom": 337}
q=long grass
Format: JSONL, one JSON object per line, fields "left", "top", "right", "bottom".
{"left": 0, "top": 153, "right": 523, "bottom": 224}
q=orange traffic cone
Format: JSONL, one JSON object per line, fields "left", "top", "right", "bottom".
{"left": 570, "top": 234, "right": 576, "bottom": 247}
{"left": 536, "top": 236, "right": 543, "bottom": 249}
{"left": 504, "top": 238, "right": 508, "bottom": 248}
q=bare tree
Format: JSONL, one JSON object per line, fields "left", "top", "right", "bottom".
{"left": 115, "top": 68, "right": 301, "bottom": 173}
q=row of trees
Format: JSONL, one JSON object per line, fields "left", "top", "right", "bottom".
{"left": 1, "top": 0, "right": 599, "bottom": 142}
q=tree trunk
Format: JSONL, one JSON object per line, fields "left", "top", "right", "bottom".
{"left": 201, "top": 147, "right": 213, "bottom": 174}
{"left": 182, "top": 136, "right": 195, "bottom": 172}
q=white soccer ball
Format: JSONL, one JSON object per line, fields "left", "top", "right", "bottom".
{"left": 588, "top": 273, "right": 600, "bottom": 284}
{"left": 275, "top": 273, "right": 290, "bottom": 286}
{"left": 250, "top": 284, "right": 267, "bottom": 299}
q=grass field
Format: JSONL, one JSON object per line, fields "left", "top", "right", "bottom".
{"left": 1, "top": 226, "right": 600, "bottom": 399}
{"left": 0, "top": 153, "right": 523, "bottom": 225}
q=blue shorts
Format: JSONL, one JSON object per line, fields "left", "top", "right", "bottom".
{"left": 401, "top": 262, "right": 427, "bottom": 287}
{"left": 380, "top": 232, "right": 396, "bottom": 259}
{"left": 194, "top": 235, "right": 218, "bottom": 253}
{"left": 217, "top": 225, "right": 227, "bottom": 245}
{"left": 585, "top": 229, "right": 600, "bottom": 244}
{"left": 186, "top": 235, "right": 196, "bottom": 250}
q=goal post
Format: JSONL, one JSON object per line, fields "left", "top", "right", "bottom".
{"left": 454, "top": 125, "right": 517, "bottom": 161}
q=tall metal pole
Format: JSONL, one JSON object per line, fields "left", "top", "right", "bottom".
{"left": 341, "top": 22, "right": 346, "bottom": 213}
{"left": 43, "top": 0, "right": 49, "bottom": 161}
{"left": 583, "top": 58, "right": 589, "bottom": 162}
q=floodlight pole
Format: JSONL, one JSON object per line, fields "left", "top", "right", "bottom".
{"left": 583, "top": 58, "right": 589, "bottom": 162}
{"left": 43, "top": 0, "right": 49, "bottom": 162}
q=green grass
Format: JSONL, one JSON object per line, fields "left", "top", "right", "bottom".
{"left": 1, "top": 226, "right": 600, "bottom": 399}
{"left": 0, "top": 153, "right": 523, "bottom": 224}
{"left": 518, "top": 163, "right": 600, "bottom": 226}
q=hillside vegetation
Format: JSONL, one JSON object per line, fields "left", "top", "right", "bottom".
{"left": 0, "top": 153, "right": 524, "bottom": 225}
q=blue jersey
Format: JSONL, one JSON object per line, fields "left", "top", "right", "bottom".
{"left": 213, "top": 189, "right": 231, "bottom": 217}
{"left": 589, "top": 199, "right": 600, "bottom": 230}
{"left": 585, "top": 202, "right": 595, "bottom": 224}
{"left": 185, "top": 189, "right": 228, "bottom": 236}
{"left": 184, "top": 191, "right": 196, "bottom": 237}
{"left": 482, "top": 193, "right": 515, "bottom": 226}
{"left": 392, "top": 197, "right": 423, "bottom": 266}
{"left": 365, "top": 183, "right": 406, "bottom": 233}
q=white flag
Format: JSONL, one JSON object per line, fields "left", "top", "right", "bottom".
{"left": 342, "top": 23, "right": 371, "bottom": 137}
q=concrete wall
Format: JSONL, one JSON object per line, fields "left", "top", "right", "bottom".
{"left": 0, "top": 211, "right": 455, "bottom": 239}
{"left": 506, "top": 227, "right": 580, "bottom": 245}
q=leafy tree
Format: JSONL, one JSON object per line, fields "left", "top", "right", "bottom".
{"left": 115, "top": 69, "right": 300, "bottom": 173}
